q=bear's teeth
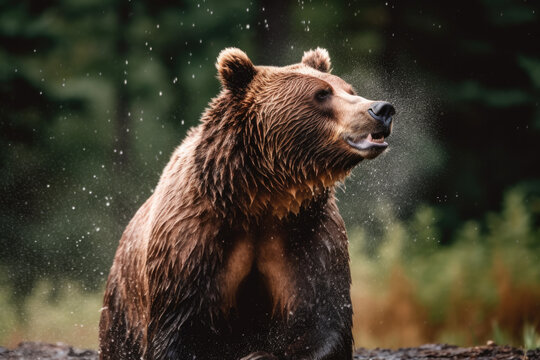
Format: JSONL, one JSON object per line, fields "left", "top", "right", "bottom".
{"left": 368, "top": 133, "right": 385, "bottom": 143}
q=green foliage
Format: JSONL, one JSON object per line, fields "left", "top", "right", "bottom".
{"left": 350, "top": 186, "right": 540, "bottom": 346}
{"left": 0, "top": 279, "right": 102, "bottom": 348}
{"left": 523, "top": 323, "right": 540, "bottom": 350}
{"left": 491, "top": 321, "right": 512, "bottom": 347}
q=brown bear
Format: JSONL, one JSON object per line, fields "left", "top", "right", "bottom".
{"left": 99, "top": 47, "right": 395, "bottom": 360}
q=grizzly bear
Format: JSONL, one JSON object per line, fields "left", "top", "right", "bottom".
{"left": 99, "top": 47, "right": 395, "bottom": 360}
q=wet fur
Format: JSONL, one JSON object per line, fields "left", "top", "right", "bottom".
{"left": 99, "top": 48, "right": 378, "bottom": 359}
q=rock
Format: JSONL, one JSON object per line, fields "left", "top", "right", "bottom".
{"left": 0, "top": 342, "right": 97, "bottom": 360}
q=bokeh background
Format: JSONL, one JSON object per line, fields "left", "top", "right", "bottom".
{"left": 1, "top": 0, "right": 539, "bottom": 350}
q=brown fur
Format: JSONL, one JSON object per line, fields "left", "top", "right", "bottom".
{"left": 220, "top": 235, "right": 255, "bottom": 312}
{"left": 257, "top": 228, "right": 297, "bottom": 316}
{"left": 99, "top": 47, "right": 393, "bottom": 360}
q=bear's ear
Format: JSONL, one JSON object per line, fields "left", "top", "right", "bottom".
{"left": 216, "top": 48, "right": 256, "bottom": 91}
{"left": 302, "top": 47, "right": 332, "bottom": 73}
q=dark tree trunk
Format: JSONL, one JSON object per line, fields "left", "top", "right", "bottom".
{"left": 256, "top": 0, "right": 290, "bottom": 64}
{"left": 114, "top": 0, "right": 131, "bottom": 169}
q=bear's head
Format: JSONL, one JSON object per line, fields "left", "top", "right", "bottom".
{"left": 208, "top": 47, "right": 395, "bottom": 216}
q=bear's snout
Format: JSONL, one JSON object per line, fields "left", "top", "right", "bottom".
{"left": 368, "top": 101, "right": 395, "bottom": 129}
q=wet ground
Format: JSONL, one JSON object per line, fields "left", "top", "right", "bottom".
{"left": 0, "top": 342, "right": 539, "bottom": 359}
{"left": 354, "top": 343, "right": 540, "bottom": 359}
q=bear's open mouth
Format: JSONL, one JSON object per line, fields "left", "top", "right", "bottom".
{"left": 346, "top": 131, "right": 389, "bottom": 151}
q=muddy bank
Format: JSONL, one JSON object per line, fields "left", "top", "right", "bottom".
{"left": 1, "top": 342, "right": 539, "bottom": 359}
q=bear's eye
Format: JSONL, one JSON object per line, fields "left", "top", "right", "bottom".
{"left": 315, "top": 89, "right": 332, "bottom": 102}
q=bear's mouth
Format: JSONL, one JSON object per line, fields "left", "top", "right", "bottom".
{"left": 346, "top": 131, "right": 389, "bottom": 152}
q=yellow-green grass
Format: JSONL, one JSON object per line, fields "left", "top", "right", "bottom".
{"left": 0, "top": 282, "right": 102, "bottom": 349}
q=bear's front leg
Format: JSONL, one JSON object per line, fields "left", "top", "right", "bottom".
{"left": 240, "top": 351, "right": 278, "bottom": 360}
{"left": 145, "top": 216, "right": 227, "bottom": 360}
{"left": 276, "top": 211, "right": 353, "bottom": 359}
{"left": 282, "top": 326, "right": 352, "bottom": 360}
{"left": 147, "top": 325, "right": 213, "bottom": 360}
{"left": 239, "top": 313, "right": 351, "bottom": 360}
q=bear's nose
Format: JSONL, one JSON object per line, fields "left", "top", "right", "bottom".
{"left": 368, "top": 102, "right": 395, "bottom": 127}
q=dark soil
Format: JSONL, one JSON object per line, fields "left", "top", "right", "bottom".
{"left": 0, "top": 342, "right": 96, "bottom": 360}
{"left": 354, "top": 343, "right": 540, "bottom": 359}
{"left": 0, "top": 342, "right": 539, "bottom": 359}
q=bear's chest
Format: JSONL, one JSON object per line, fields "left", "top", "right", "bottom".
{"left": 219, "top": 229, "right": 298, "bottom": 316}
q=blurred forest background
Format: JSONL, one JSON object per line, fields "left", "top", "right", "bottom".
{"left": 1, "top": 0, "right": 539, "bottom": 350}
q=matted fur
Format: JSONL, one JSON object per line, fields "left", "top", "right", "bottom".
{"left": 99, "top": 48, "right": 392, "bottom": 360}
